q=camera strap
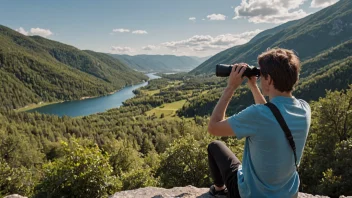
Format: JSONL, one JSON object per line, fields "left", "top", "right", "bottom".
{"left": 265, "top": 102, "right": 298, "bottom": 171}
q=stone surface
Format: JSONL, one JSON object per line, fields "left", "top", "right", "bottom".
{"left": 4, "top": 195, "right": 27, "bottom": 198}
{"left": 6, "top": 187, "right": 352, "bottom": 198}
{"left": 109, "top": 186, "right": 346, "bottom": 198}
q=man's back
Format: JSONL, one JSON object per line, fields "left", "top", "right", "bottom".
{"left": 228, "top": 96, "right": 311, "bottom": 197}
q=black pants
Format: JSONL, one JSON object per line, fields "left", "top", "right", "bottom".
{"left": 208, "top": 140, "right": 241, "bottom": 198}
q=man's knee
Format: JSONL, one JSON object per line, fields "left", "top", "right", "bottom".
{"left": 208, "top": 140, "right": 223, "bottom": 152}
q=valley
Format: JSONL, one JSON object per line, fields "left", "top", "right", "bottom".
{"left": 1, "top": 0, "right": 352, "bottom": 197}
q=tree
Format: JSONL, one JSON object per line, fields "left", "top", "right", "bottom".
{"left": 157, "top": 134, "right": 211, "bottom": 188}
{"left": 0, "top": 159, "right": 37, "bottom": 197}
{"left": 34, "top": 139, "right": 120, "bottom": 198}
{"left": 300, "top": 85, "right": 352, "bottom": 197}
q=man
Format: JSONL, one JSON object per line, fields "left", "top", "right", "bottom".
{"left": 207, "top": 48, "right": 311, "bottom": 198}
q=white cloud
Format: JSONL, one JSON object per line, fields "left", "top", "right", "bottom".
{"left": 189, "top": 17, "right": 196, "bottom": 22}
{"left": 142, "top": 45, "right": 158, "bottom": 50}
{"left": 15, "top": 27, "right": 53, "bottom": 37}
{"left": 30, "top": 28, "right": 53, "bottom": 37}
{"left": 16, "top": 27, "right": 28, "bottom": 36}
{"left": 132, "top": 30, "right": 148, "bottom": 34}
{"left": 162, "top": 29, "right": 262, "bottom": 52}
{"left": 207, "top": 14, "right": 227, "bottom": 21}
{"left": 111, "top": 46, "right": 134, "bottom": 54}
{"left": 112, "top": 28, "right": 130, "bottom": 33}
{"left": 202, "top": 19, "right": 205, "bottom": 21}
{"left": 234, "top": 0, "right": 308, "bottom": 24}
{"left": 311, "top": 0, "right": 339, "bottom": 8}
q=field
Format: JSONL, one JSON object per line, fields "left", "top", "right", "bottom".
{"left": 146, "top": 100, "right": 186, "bottom": 119}
{"left": 14, "top": 101, "right": 62, "bottom": 112}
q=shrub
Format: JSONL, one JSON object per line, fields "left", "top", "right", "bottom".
{"left": 34, "top": 139, "right": 120, "bottom": 198}
{"left": 157, "top": 134, "right": 211, "bottom": 188}
{"left": 0, "top": 159, "right": 37, "bottom": 197}
{"left": 121, "top": 168, "right": 159, "bottom": 190}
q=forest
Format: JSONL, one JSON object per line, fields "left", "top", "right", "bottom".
{"left": 0, "top": 1, "right": 352, "bottom": 196}
{"left": 0, "top": 25, "right": 148, "bottom": 111}
{"left": 0, "top": 74, "right": 351, "bottom": 197}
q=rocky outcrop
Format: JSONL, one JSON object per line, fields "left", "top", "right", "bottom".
{"left": 109, "top": 186, "right": 347, "bottom": 198}
{"left": 4, "top": 195, "right": 27, "bottom": 198}
{"left": 6, "top": 186, "right": 352, "bottom": 198}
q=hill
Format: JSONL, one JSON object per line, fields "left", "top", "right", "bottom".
{"left": 190, "top": 56, "right": 211, "bottom": 64}
{"left": 190, "top": 0, "right": 352, "bottom": 75}
{"left": 0, "top": 25, "right": 148, "bottom": 110}
{"left": 1, "top": 76, "right": 351, "bottom": 197}
{"left": 177, "top": 39, "right": 352, "bottom": 118}
{"left": 109, "top": 54, "right": 205, "bottom": 72}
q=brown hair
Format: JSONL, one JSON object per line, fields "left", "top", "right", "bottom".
{"left": 258, "top": 48, "right": 300, "bottom": 92}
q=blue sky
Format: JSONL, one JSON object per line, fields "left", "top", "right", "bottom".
{"left": 0, "top": 0, "right": 338, "bottom": 57}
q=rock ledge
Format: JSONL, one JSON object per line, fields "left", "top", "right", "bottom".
{"left": 109, "top": 186, "right": 340, "bottom": 198}
{"left": 5, "top": 186, "right": 351, "bottom": 198}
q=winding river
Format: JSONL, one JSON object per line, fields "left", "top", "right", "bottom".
{"left": 27, "top": 73, "right": 160, "bottom": 117}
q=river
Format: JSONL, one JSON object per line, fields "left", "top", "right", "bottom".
{"left": 27, "top": 73, "right": 160, "bottom": 117}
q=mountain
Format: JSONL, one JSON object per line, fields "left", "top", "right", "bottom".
{"left": 295, "top": 39, "right": 352, "bottom": 101}
{"left": 109, "top": 54, "right": 205, "bottom": 72}
{"left": 190, "top": 0, "right": 352, "bottom": 75}
{"left": 0, "top": 25, "right": 148, "bottom": 110}
{"left": 191, "top": 56, "right": 211, "bottom": 63}
{"left": 177, "top": 37, "right": 352, "bottom": 120}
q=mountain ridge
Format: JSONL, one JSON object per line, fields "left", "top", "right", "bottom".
{"left": 0, "top": 25, "right": 147, "bottom": 110}
{"left": 190, "top": 0, "right": 352, "bottom": 75}
{"left": 110, "top": 54, "right": 206, "bottom": 72}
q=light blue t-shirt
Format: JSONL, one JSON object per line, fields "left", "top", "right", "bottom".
{"left": 228, "top": 96, "right": 311, "bottom": 198}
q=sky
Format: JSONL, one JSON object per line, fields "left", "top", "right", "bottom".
{"left": 0, "top": 0, "right": 339, "bottom": 57}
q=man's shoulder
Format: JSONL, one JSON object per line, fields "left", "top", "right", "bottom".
{"left": 241, "top": 104, "right": 266, "bottom": 114}
{"left": 245, "top": 103, "right": 270, "bottom": 112}
{"left": 237, "top": 99, "right": 311, "bottom": 117}
{"left": 238, "top": 104, "right": 271, "bottom": 119}
{"left": 295, "top": 98, "right": 311, "bottom": 113}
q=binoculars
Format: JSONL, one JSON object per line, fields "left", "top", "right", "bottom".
{"left": 216, "top": 64, "right": 260, "bottom": 78}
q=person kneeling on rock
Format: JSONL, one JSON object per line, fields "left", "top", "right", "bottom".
{"left": 207, "top": 48, "right": 311, "bottom": 198}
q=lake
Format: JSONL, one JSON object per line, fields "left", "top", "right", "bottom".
{"left": 27, "top": 73, "right": 160, "bottom": 117}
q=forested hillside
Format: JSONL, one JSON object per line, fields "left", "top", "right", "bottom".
{"left": 0, "top": 0, "right": 351, "bottom": 197}
{"left": 0, "top": 75, "right": 351, "bottom": 197}
{"left": 190, "top": 0, "right": 352, "bottom": 75}
{"left": 0, "top": 25, "right": 148, "bottom": 111}
{"left": 178, "top": 39, "right": 352, "bottom": 118}
{"left": 110, "top": 54, "right": 204, "bottom": 72}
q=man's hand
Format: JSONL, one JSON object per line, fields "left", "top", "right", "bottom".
{"left": 247, "top": 74, "right": 267, "bottom": 104}
{"left": 247, "top": 76, "right": 258, "bottom": 89}
{"left": 227, "top": 64, "right": 247, "bottom": 91}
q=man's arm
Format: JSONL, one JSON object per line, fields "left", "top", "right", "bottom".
{"left": 248, "top": 83, "right": 267, "bottom": 104}
{"left": 208, "top": 87, "right": 236, "bottom": 136}
{"left": 208, "top": 65, "right": 246, "bottom": 137}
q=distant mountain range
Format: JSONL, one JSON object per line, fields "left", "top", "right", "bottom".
{"left": 181, "top": 0, "right": 352, "bottom": 120}
{"left": 0, "top": 25, "right": 148, "bottom": 110}
{"left": 109, "top": 54, "right": 209, "bottom": 73}
{"left": 190, "top": 0, "right": 352, "bottom": 75}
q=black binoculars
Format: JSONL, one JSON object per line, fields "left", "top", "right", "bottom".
{"left": 216, "top": 64, "right": 260, "bottom": 78}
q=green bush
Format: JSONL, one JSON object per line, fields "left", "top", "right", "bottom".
{"left": 157, "top": 134, "right": 211, "bottom": 188}
{"left": 0, "top": 159, "right": 37, "bottom": 197}
{"left": 121, "top": 168, "right": 159, "bottom": 190}
{"left": 300, "top": 86, "right": 352, "bottom": 196}
{"left": 103, "top": 140, "right": 144, "bottom": 175}
{"left": 34, "top": 139, "right": 120, "bottom": 198}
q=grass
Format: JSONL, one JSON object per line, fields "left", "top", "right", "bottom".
{"left": 144, "top": 89, "right": 160, "bottom": 96}
{"left": 14, "top": 101, "right": 62, "bottom": 112}
{"left": 143, "top": 80, "right": 180, "bottom": 96}
{"left": 146, "top": 100, "right": 186, "bottom": 119}
{"left": 201, "top": 90, "right": 209, "bottom": 95}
